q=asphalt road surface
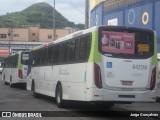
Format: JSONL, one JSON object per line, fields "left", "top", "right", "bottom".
{"left": 0, "top": 73, "right": 159, "bottom": 120}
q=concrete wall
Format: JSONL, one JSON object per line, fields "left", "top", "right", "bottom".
{"left": 39, "top": 28, "right": 71, "bottom": 42}
{"left": 0, "top": 27, "right": 71, "bottom": 43}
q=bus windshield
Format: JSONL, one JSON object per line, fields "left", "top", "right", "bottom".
{"left": 22, "top": 53, "right": 29, "bottom": 65}
{"left": 99, "top": 27, "right": 154, "bottom": 59}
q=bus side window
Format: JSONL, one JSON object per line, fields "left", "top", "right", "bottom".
{"left": 15, "top": 55, "right": 18, "bottom": 68}
{"left": 40, "top": 48, "right": 47, "bottom": 65}
{"left": 60, "top": 42, "right": 69, "bottom": 63}
{"left": 53, "top": 44, "right": 61, "bottom": 64}
{"left": 37, "top": 50, "right": 41, "bottom": 66}
{"left": 74, "top": 39, "right": 80, "bottom": 62}
{"left": 79, "top": 36, "right": 86, "bottom": 61}
{"left": 13, "top": 56, "right": 15, "bottom": 68}
{"left": 69, "top": 40, "right": 75, "bottom": 63}
{"left": 47, "top": 46, "right": 54, "bottom": 65}
{"left": 85, "top": 35, "right": 91, "bottom": 60}
{"left": 14, "top": 56, "right": 16, "bottom": 67}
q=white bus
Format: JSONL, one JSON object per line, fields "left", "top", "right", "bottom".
{"left": 27, "top": 26, "right": 158, "bottom": 108}
{"left": 2, "top": 52, "right": 29, "bottom": 87}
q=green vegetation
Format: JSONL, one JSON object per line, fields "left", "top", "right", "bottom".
{"left": 0, "top": 2, "right": 84, "bottom": 29}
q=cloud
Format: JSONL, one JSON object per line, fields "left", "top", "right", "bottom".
{"left": 0, "top": 0, "right": 85, "bottom": 24}
{"left": 55, "top": 2, "right": 85, "bottom": 24}
{"left": 52, "top": 0, "right": 85, "bottom": 23}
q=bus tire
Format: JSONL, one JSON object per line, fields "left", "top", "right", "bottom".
{"left": 10, "top": 76, "right": 14, "bottom": 88}
{"left": 156, "top": 97, "right": 160, "bottom": 102}
{"left": 32, "top": 81, "right": 39, "bottom": 98}
{"left": 3, "top": 74, "right": 5, "bottom": 81}
{"left": 3, "top": 75, "right": 7, "bottom": 85}
{"left": 4, "top": 81, "right": 7, "bottom": 85}
{"left": 56, "top": 84, "right": 64, "bottom": 108}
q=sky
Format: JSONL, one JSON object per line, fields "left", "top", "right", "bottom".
{"left": 0, "top": 0, "right": 85, "bottom": 24}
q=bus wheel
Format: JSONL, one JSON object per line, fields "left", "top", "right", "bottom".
{"left": 56, "top": 84, "right": 64, "bottom": 108}
{"left": 10, "top": 76, "right": 14, "bottom": 88}
{"left": 4, "top": 81, "right": 7, "bottom": 85}
{"left": 3, "top": 74, "right": 5, "bottom": 80}
{"left": 32, "top": 82, "right": 39, "bottom": 98}
{"left": 3, "top": 75, "right": 7, "bottom": 85}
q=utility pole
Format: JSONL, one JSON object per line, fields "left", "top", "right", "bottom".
{"left": 85, "top": 0, "right": 89, "bottom": 29}
{"left": 7, "top": 18, "right": 13, "bottom": 55}
{"left": 53, "top": 0, "right": 56, "bottom": 41}
{"left": 10, "top": 26, "right": 13, "bottom": 55}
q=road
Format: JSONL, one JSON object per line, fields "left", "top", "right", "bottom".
{"left": 0, "top": 73, "right": 160, "bottom": 120}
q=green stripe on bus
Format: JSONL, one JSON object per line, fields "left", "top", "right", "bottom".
{"left": 18, "top": 54, "right": 22, "bottom": 69}
{"left": 84, "top": 71, "right": 86, "bottom": 82}
{"left": 88, "top": 31, "right": 102, "bottom": 62}
{"left": 152, "top": 32, "right": 158, "bottom": 65}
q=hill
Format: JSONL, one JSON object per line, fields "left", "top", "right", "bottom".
{"left": 0, "top": 2, "right": 84, "bottom": 29}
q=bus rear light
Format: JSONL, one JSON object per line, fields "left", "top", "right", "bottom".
{"left": 18, "top": 69, "right": 23, "bottom": 78}
{"left": 94, "top": 63, "right": 102, "bottom": 89}
{"left": 150, "top": 67, "right": 156, "bottom": 90}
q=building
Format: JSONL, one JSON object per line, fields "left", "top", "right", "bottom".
{"left": 90, "top": 0, "right": 160, "bottom": 52}
{"left": 39, "top": 28, "right": 72, "bottom": 42}
{"left": 0, "top": 27, "right": 73, "bottom": 57}
{"left": 0, "top": 27, "right": 72, "bottom": 42}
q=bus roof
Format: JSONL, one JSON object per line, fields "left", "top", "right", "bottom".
{"left": 49, "top": 26, "right": 99, "bottom": 44}
{"left": 31, "top": 26, "right": 99, "bottom": 51}
{"left": 31, "top": 26, "right": 154, "bottom": 51}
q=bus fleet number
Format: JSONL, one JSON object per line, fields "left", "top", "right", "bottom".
{"left": 132, "top": 64, "right": 147, "bottom": 70}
